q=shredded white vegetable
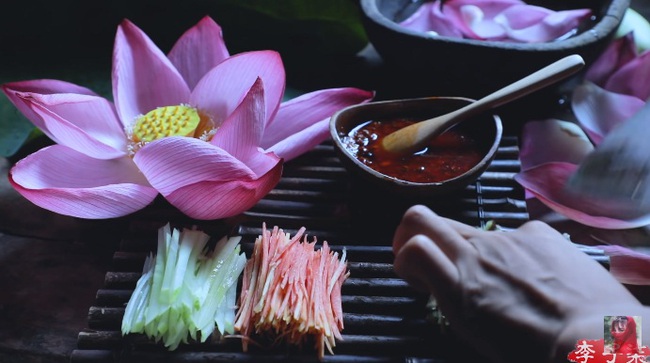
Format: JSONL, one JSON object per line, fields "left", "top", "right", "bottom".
{"left": 121, "top": 223, "right": 246, "bottom": 350}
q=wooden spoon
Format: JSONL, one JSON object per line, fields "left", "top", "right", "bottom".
{"left": 381, "top": 54, "right": 585, "bottom": 155}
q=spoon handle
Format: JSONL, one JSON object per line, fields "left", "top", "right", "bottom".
{"left": 443, "top": 54, "right": 585, "bottom": 123}
{"left": 383, "top": 54, "right": 585, "bottom": 155}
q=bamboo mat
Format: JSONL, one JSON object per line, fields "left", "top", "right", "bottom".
{"left": 70, "top": 137, "right": 607, "bottom": 362}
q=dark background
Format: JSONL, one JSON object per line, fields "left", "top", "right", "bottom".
{"left": 0, "top": 1, "right": 649, "bottom": 362}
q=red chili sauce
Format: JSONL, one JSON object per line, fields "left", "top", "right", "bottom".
{"left": 344, "top": 118, "right": 484, "bottom": 183}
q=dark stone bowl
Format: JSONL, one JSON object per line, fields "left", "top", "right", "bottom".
{"left": 329, "top": 96, "right": 503, "bottom": 197}
{"left": 359, "top": 0, "right": 630, "bottom": 106}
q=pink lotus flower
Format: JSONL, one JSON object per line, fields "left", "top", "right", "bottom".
{"left": 3, "top": 17, "right": 373, "bottom": 220}
{"left": 515, "top": 32, "right": 650, "bottom": 229}
{"left": 400, "top": 0, "right": 592, "bottom": 43}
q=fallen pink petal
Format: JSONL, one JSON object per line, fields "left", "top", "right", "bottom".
{"left": 597, "top": 244, "right": 650, "bottom": 285}
{"left": 585, "top": 32, "right": 650, "bottom": 100}
{"left": 518, "top": 119, "right": 593, "bottom": 171}
{"left": 515, "top": 162, "right": 650, "bottom": 229}
{"left": 584, "top": 32, "right": 638, "bottom": 87}
{"left": 516, "top": 30, "right": 650, "bottom": 229}
{"left": 571, "top": 82, "right": 645, "bottom": 145}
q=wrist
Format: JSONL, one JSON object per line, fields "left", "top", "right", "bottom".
{"left": 552, "top": 315, "right": 601, "bottom": 363}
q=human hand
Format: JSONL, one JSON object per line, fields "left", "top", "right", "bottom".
{"left": 392, "top": 205, "right": 645, "bottom": 363}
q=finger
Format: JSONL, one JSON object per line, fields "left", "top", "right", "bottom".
{"left": 392, "top": 205, "right": 476, "bottom": 262}
{"left": 393, "top": 234, "right": 460, "bottom": 298}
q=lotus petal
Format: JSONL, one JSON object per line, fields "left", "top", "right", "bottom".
{"left": 10, "top": 145, "right": 157, "bottom": 218}
{"left": 190, "top": 50, "right": 285, "bottom": 128}
{"left": 519, "top": 119, "right": 593, "bottom": 171}
{"left": 498, "top": 4, "right": 549, "bottom": 29}
{"left": 112, "top": 19, "right": 190, "bottom": 125}
{"left": 399, "top": 1, "right": 464, "bottom": 37}
{"left": 400, "top": 0, "right": 590, "bottom": 43}
{"left": 445, "top": 0, "right": 522, "bottom": 39}
{"left": 134, "top": 136, "right": 281, "bottom": 220}
{"left": 585, "top": 32, "right": 638, "bottom": 86}
{"left": 603, "top": 50, "right": 650, "bottom": 100}
{"left": 2, "top": 79, "right": 98, "bottom": 97}
{"left": 133, "top": 137, "right": 260, "bottom": 195}
{"left": 597, "top": 245, "right": 650, "bottom": 285}
{"left": 168, "top": 16, "right": 230, "bottom": 90}
{"left": 262, "top": 87, "right": 374, "bottom": 158}
{"left": 571, "top": 82, "right": 645, "bottom": 145}
{"left": 267, "top": 118, "right": 329, "bottom": 162}
{"left": 212, "top": 78, "right": 278, "bottom": 174}
{"left": 499, "top": 6, "right": 591, "bottom": 43}
{"left": 19, "top": 93, "right": 126, "bottom": 159}
{"left": 460, "top": 4, "right": 508, "bottom": 39}
{"left": 515, "top": 162, "right": 650, "bottom": 229}
{"left": 516, "top": 24, "right": 650, "bottom": 231}
{"left": 2, "top": 79, "right": 99, "bottom": 134}
{"left": 164, "top": 160, "right": 283, "bottom": 220}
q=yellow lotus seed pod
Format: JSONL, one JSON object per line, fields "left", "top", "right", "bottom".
{"left": 133, "top": 105, "right": 200, "bottom": 142}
